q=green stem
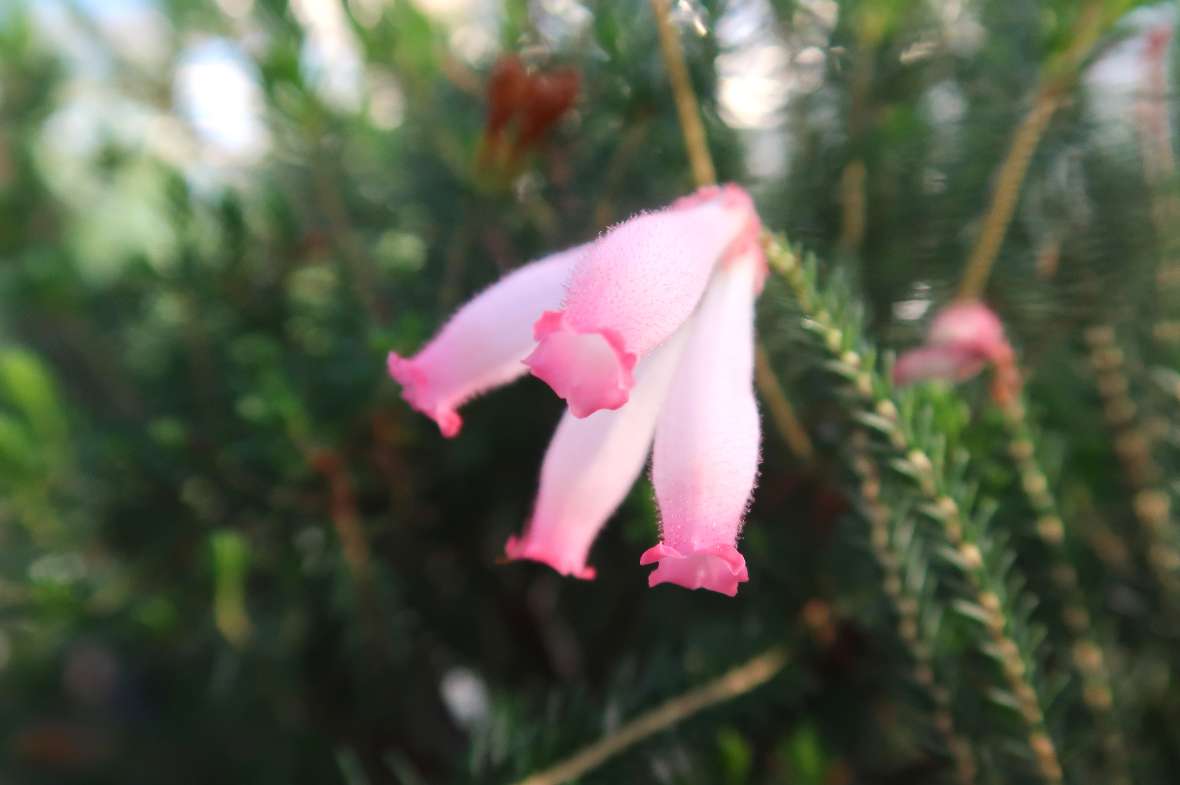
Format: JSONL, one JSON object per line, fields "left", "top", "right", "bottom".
{"left": 1082, "top": 323, "right": 1180, "bottom": 608}
{"left": 510, "top": 647, "right": 790, "bottom": 785}
{"left": 766, "top": 233, "right": 1064, "bottom": 784}
{"left": 996, "top": 394, "right": 1130, "bottom": 784}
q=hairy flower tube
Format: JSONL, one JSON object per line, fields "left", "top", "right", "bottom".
{"left": 524, "top": 185, "right": 758, "bottom": 417}
{"left": 893, "top": 301, "right": 1020, "bottom": 403}
{"left": 388, "top": 185, "right": 764, "bottom": 595}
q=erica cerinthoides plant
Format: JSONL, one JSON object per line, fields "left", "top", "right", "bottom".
{"left": 388, "top": 185, "right": 764, "bottom": 595}
{"left": 895, "top": 298, "right": 1133, "bottom": 782}
{"left": 768, "top": 238, "right": 1064, "bottom": 783}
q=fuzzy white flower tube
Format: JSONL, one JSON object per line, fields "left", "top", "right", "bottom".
{"left": 642, "top": 243, "right": 764, "bottom": 597}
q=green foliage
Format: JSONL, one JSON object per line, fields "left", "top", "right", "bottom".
{"left": 2, "top": 1, "right": 1180, "bottom": 785}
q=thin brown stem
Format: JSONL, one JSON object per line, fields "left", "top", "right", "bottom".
{"left": 312, "top": 450, "right": 374, "bottom": 585}
{"left": 307, "top": 447, "right": 394, "bottom": 660}
{"left": 509, "top": 646, "right": 789, "bottom": 785}
{"left": 957, "top": 90, "right": 1061, "bottom": 301}
{"left": 649, "top": 0, "right": 716, "bottom": 187}
{"left": 592, "top": 114, "right": 654, "bottom": 227}
{"left": 649, "top": 0, "right": 812, "bottom": 463}
{"left": 1082, "top": 324, "right": 1180, "bottom": 605}
{"left": 754, "top": 344, "right": 815, "bottom": 463}
{"left": 957, "top": 2, "right": 1106, "bottom": 301}
{"left": 838, "top": 159, "right": 867, "bottom": 255}
{"left": 312, "top": 149, "right": 386, "bottom": 325}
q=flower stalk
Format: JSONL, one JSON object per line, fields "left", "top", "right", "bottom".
{"left": 995, "top": 393, "right": 1130, "bottom": 785}
{"left": 848, "top": 431, "right": 977, "bottom": 785}
{"left": 1082, "top": 323, "right": 1180, "bottom": 607}
{"left": 767, "top": 233, "right": 1064, "bottom": 784}
{"left": 509, "top": 646, "right": 790, "bottom": 785}
{"left": 957, "top": 0, "right": 1109, "bottom": 301}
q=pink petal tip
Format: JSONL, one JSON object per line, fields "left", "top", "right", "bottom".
{"left": 524, "top": 310, "right": 637, "bottom": 418}
{"left": 892, "top": 301, "right": 1016, "bottom": 393}
{"left": 891, "top": 345, "right": 986, "bottom": 388}
{"left": 639, "top": 543, "right": 749, "bottom": 597}
{"left": 504, "top": 535, "right": 597, "bottom": 580}
{"left": 387, "top": 352, "right": 463, "bottom": 438}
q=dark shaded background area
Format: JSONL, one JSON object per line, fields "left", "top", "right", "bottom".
{"left": 2, "top": 1, "right": 1180, "bottom": 783}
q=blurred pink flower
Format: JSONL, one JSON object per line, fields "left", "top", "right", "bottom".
{"left": 893, "top": 301, "right": 1020, "bottom": 404}
{"left": 389, "top": 185, "right": 764, "bottom": 595}
{"left": 524, "top": 185, "right": 758, "bottom": 417}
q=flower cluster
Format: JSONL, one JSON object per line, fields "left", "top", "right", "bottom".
{"left": 388, "top": 185, "right": 765, "bottom": 596}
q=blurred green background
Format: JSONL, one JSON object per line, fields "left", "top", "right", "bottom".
{"left": 2, "top": 1, "right": 1180, "bottom": 783}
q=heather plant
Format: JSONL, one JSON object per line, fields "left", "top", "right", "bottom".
{"left": 2, "top": 1, "right": 1180, "bottom": 784}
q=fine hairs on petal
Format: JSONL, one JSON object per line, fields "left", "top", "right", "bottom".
{"left": 645, "top": 244, "right": 763, "bottom": 597}
{"left": 387, "top": 246, "right": 584, "bottom": 437}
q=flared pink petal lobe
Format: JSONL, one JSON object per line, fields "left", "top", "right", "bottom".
{"left": 892, "top": 345, "right": 986, "bottom": 387}
{"left": 505, "top": 329, "right": 688, "bottom": 579}
{"left": 647, "top": 246, "right": 763, "bottom": 597}
{"left": 529, "top": 184, "right": 759, "bottom": 416}
{"left": 387, "top": 245, "right": 584, "bottom": 437}
{"left": 639, "top": 543, "right": 749, "bottom": 597}
{"left": 522, "top": 312, "right": 636, "bottom": 417}
{"left": 504, "top": 534, "right": 598, "bottom": 580}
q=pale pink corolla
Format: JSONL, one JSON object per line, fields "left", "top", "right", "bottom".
{"left": 641, "top": 242, "right": 763, "bottom": 597}
{"left": 388, "top": 185, "right": 766, "bottom": 596}
{"left": 387, "top": 245, "right": 584, "bottom": 437}
{"left": 893, "top": 301, "right": 1020, "bottom": 403}
{"left": 524, "top": 184, "right": 759, "bottom": 418}
{"left": 504, "top": 330, "right": 688, "bottom": 579}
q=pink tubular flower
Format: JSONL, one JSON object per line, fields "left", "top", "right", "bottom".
{"left": 524, "top": 184, "right": 758, "bottom": 417}
{"left": 893, "top": 301, "right": 1020, "bottom": 404}
{"left": 388, "top": 185, "right": 765, "bottom": 596}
